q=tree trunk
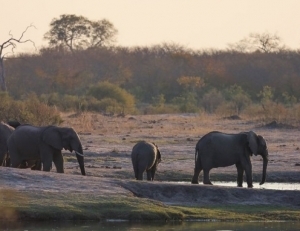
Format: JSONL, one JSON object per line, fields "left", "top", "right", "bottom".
{"left": 0, "top": 58, "right": 7, "bottom": 91}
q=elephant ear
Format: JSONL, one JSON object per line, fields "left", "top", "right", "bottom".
{"left": 247, "top": 131, "right": 258, "bottom": 156}
{"left": 257, "top": 135, "right": 267, "bottom": 150}
{"left": 42, "top": 126, "right": 63, "bottom": 150}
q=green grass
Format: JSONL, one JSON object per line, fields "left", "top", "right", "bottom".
{"left": 1, "top": 189, "right": 299, "bottom": 221}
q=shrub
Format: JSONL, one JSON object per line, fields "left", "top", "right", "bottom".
{"left": 87, "top": 81, "right": 136, "bottom": 114}
{"left": 0, "top": 93, "right": 62, "bottom": 126}
{"left": 143, "top": 104, "right": 179, "bottom": 114}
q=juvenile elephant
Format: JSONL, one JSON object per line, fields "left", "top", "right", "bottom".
{"left": 0, "top": 122, "right": 15, "bottom": 166}
{"left": 8, "top": 125, "right": 86, "bottom": 175}
{"left": 191, "top": 131, "right": 268, "bottom": 188}
{"left": 131, "top": 141, "right": 161, "bottom": 181}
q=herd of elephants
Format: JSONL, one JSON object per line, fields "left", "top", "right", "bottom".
{"left": 0, "top": 121, "right": 268, "bottom": 188}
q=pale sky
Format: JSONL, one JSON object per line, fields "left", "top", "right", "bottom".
{"left": 1, "top": 0, "right": 300, "bottom": 54}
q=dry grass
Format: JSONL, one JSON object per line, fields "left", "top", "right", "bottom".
{"left": 1, "top": 112, "right": 300, "bottom": 222}
{"left": 58, "top": 111, "right": 300, "bottom": 183}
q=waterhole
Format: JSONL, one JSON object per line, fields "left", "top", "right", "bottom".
{"left": 175, "top": 181, "right": 300, "bottom": 190}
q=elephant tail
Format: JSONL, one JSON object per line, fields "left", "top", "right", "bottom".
{"left": 195, "top": 148, "right": 198, "bottom": 165}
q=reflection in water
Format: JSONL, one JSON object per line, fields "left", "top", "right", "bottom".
{"left": 1, "top": 221, "right": 300, "bottom": 231}
{"left": 215, "top": 182, "right": 300, "bottom": 190}
{"left": 176, "top": 181, "right": 300, "bottom": 190}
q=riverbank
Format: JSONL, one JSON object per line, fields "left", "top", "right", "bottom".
{"left": 0, "top": 167, "right": 300, "bottom": 221}
{"left": 1, "top": 113, "right": 300, "bottom": 221}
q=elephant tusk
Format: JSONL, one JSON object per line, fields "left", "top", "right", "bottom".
{"left": 75, "top": 151, "right": 85, "bottom": 157}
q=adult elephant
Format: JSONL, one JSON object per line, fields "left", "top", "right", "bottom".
{"left": 6, "top": 121, "right": 41, "bottom": 170}
{"left": 191, "top": 131, "right": 268, "bottom": 188}
{"left": 0, "top": 122, "right": 15, "bottom": 166}
{"left": 8, "top": 125, "right": 86, "bottom": 175}
{"left": 131, "top": 141, "right": 161, "bottom": 181}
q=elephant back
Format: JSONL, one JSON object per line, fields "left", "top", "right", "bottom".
{"left": 0, "top": 121, "right": 15, "bottom": 135}
{"left": 131, "top": 141, "right": 158, "bottom": 169}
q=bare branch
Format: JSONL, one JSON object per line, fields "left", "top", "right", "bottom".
{"left": 0, "top": 24, "right": 37, "bottom": 91}
{"left": 0, "top": 24, "right": 37, "bottom": 59}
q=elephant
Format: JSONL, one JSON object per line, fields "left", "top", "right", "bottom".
{"left": 7, "top": 124, "right": 86, "bottom": 175}
{"left": 0, "top": 122, "right": 15, "bottom": 166}
{"left": 0, "top": 121, "right": 42, "bottom": 170}
{"left": 131, "top": 141, "right": 161, "bottom": 181}
{"left": 191, "top": 131, "right": 268, "bottom": 188}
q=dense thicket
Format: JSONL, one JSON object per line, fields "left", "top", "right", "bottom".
{"left": 4, "top": 45, "right": 300, "bottom": 114}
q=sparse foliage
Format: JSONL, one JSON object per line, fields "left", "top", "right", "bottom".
{"left": 224, "top": 85, "right": 251, "bottom": 115}
{"left": 228, "top": 32, "right": 285, "bottom": 53}
{"left": 0, "top": 25, "right": 36, "bottom": 91}
{"left": 201, "top": 89, "right": 224, "bottom": 113}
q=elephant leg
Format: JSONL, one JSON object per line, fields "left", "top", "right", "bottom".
{"left": 19, "top": 160, "right": 29, "bottom": 168}
{"left": 10, "top": 156, "right": 22, "bottom": 168}
{"left": 146, "top": 170, "right": 152, "bottom": 181}
{"left": 134, "top": 170, "right": 138, "bottom": 180}
{"left": 191, "top": 166, "right": 202, "bottom": 184}
{"left": 236, "top": 162, "right": 244, "bottom": 187}
{"left": 137, "top": 170, "right": 143, "bottom": 180}
{"left": 42, "top": 155, "right": 53, "bottom": 172}
{"left": 203, "top": 169, "right": 212, "bottom": 185}
{"left": 133, "top": 166, "right": 138, "bottom": 180}
{"left": 3, "top": 155, "right": 10, "bottom": 167}
{"left": 150, "top": 167, "right": 156, "bottom": 181}
{"left": 8, "top": 146, "right": 22, "bottom": 168}
{"left": 242, "top": 160, "right": 253, "bottom": 188}
{"left": 31, "top": 159, "right": 42, "bottom": 170}
{"left": 53, "top": 150, "right": 64, "bottom": 173}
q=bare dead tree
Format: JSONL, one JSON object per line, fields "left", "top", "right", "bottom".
{"left": 0, "top": 25, "right": 36, "bottom": 91}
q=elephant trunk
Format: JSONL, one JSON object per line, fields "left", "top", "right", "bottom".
{"left": 75, "top": 145, "right": 86, "bottom": 175}
{"left": 259, "top": 153, "right": 268, "bottom": 185}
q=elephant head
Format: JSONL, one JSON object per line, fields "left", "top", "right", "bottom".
{"left": 42, "top": 126, "right": 86, "bottom": 175}
{"left": 247, "top": 131, "right": 268, "bottom": 185}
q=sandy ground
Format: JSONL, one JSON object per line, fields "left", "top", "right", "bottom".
{"left": 1, "top": 113, "right": 300, "bottom": 209}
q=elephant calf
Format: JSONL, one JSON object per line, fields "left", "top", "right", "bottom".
{"left": 191, "top": 131, "right": 269, "bottom": 188}
{"left": 131, "top": 141, "right": 161, "bottom": 181}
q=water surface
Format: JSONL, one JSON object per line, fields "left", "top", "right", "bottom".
{"left": 1, "top": 221, "right": 300, "bottom": 231}
{"left": 176, "top": 181, "right": 300, "bottom": 190}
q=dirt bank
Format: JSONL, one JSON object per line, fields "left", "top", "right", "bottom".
{"left": 1, "top": 113, "right": 300, "bottom": 221}
{"left": 2, "top": 167, "right": 300, "bottom": 208}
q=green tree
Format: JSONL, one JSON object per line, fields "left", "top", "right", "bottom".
{"left": 201, "top": 89, "right": 224, "bottom": 113}
{"left": 282, "top": 91, "right": 297, "bottom": 107}
{"left": 87, "top": 81, "right": 135, "bottom": 114}
{"left": 171, "top": 92, "right": 198, "bottom": 113}
{"left": 224, "top": 85, "right": 251, "bottom": 115}
{"left": 44, "top": 14, "right": 117, "bottom": 53}
{"left": 258, "top": 85, "right": 274, "bottom": 111}
{"left": 258, "top": 85, "right": 274, "bottom": 102}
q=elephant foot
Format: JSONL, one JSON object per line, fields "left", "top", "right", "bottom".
{"left": 247, "top": 184, "right": 253, "bottom": 188}
{"left": 191, "top": 176, "right": 200, "bottom": 184}
{"left": 203, "top": 181, "right": 213, "bottom": 185}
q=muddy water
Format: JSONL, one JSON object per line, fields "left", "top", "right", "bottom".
{"left": 211, "top": 182, "right": 300, "bottom": 190}
{"left": 1, "top": 221, "right": 300, "bottom": 231}
{"left": 176, "top": 181, "right": 300, "bottom": 190}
